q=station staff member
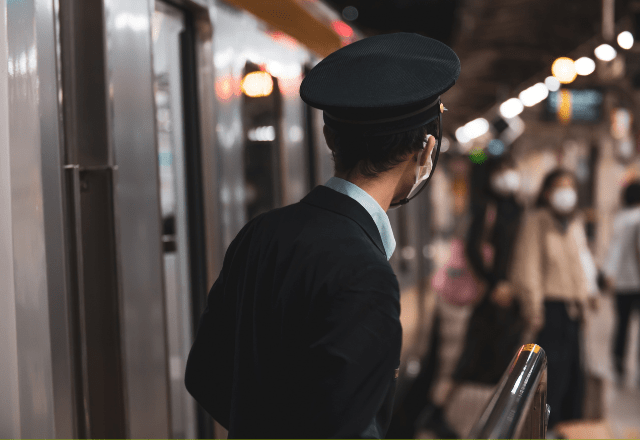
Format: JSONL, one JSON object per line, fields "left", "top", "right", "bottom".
{"left": 185, "top": 33, "right": 460, "bottom": 439}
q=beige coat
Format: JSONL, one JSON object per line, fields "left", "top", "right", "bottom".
{"left": 510, "top": 208, "right": 590, "bottom": 325}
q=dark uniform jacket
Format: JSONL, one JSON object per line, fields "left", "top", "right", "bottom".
{"left": 185, "top": 185, "right": 402, "bottom": 439}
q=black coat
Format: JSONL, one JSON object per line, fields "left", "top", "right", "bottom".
{"left": 185, "top": 185, "right": 403, "bottom": 439}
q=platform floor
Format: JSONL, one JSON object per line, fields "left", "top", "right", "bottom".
{"left": 415, "top": 294, "right": 640, "bottom": 439}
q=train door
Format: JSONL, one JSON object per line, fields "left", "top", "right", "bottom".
{"left": 151, "top": 2, "right": 203, "bottom": 438}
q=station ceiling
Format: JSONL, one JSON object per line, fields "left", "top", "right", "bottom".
{"left": 325, "top": 0, "right": 635, "bottom": 131}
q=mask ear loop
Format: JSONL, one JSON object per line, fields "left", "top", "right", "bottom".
{"left": 389, "top": 106, "right": 443, "bottom": 209}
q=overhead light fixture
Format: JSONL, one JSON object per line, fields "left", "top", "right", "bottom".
{"left": 455, "top": 126, "right": 470, "bottom": 144}
{"left": 518, "top": 82, "right": 549, "bottom": 107}
{"left": 594, "top": 44, "right": 617, "bottom": 61}
{"left": 552, "top": 57, "right": 577, "bottom": 84}
{"left": 241, "top": 71, "right": 273, "bottom": 98}
{"left": 545, "top": 76, "right": 561, "bottom": 92}
{"left": 617, "top": 31, "right": 634, "bottom": 50}
{"left": 455, "top": 118, "right": 490, "bottom": 144}
{"left": 500, "top": 98, "right": 524, "bottom": 118}
{"left": 575, "top": 57, "right": 596, "bottom": 75}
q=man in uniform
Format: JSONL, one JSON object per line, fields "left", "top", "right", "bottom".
{"left": 185, "top": 32, "right": 460, "bottom": 438}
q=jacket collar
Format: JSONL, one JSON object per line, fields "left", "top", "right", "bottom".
{"left": 301, "top": 186, "right": 387, "bottom": 258}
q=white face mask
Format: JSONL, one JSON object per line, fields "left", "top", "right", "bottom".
{"left": 491, "top": 169, "right": 521, "bottom": 195}
{"left": 405, "top": 135, "right": 434, "bottom": 200}
{"left": 550, "top": 187, "right": 577, "bottom": 214}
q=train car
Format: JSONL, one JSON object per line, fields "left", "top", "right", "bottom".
{"left": 1, "top": 0, "right": 438, "bottom": 438}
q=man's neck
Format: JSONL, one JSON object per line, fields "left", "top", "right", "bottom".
{"left": 334, "top": 168, "right": 407, "bottom": 212}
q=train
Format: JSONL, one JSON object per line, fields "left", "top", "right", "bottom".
{"left": 1, "top": 0, "right": 441, "bottom": 438}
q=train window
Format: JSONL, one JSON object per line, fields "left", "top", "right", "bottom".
{"left": 151, "top": 2, "right": 198, "bottom": 438}
{"left": 242, "top": 61, "right": 283, "bottom": 220}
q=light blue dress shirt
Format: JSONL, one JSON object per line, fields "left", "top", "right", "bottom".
{"left": 324, "top": 177, "right": 396, "bottom": 260}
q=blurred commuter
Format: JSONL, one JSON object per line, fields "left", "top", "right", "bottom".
{"left": 415, "top": 155, "right": 526, "bottom": 438}
{"left": 454, "top": 155, "right": 526, "bottom": 381}
{"left": 510, "top": 168, "right": 597, "bottom": 429}
{"left": 185, "top": 34, "right": 461, "bottom": 439}
{"left": 603, "top": 181, "right": 640, "bottom": 385}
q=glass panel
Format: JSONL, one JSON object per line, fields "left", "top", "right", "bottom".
{"left": 242, "top": 61, "right": 283, "bottom": 220}
{"left": 151, "top": 3, "right": 195, "bottom": 438}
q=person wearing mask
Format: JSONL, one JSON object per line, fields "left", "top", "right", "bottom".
{"left": 510, "top": 168, "right": 597, "bottom": 430}
{"left": 184, "top": 33, "right": 461, "bottom": 439}
{"left": 603, "top": 181, "right": 640, "bottom": 385}
{"left": 414, "top": 155, "right": 526, "bottom": 439}
{"left": 454, "top": 155, "right": 526, "bottom": 381}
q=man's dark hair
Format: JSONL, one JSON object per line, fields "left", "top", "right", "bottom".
{"left": 623, "top": 181, "right": 640, "bottom": 206}
{"left": 327, "top": 119, "right": 439, "bottom": 178}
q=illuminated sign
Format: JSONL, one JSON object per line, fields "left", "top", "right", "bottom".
{"left": 545, "top": 89, "right": 603, "bottom": 123}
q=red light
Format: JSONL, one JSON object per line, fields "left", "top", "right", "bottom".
{"left": 268, "top": 31, "right": 299, "bottom": 51}
{"left": 332, "top": 20, "right": 353, "bottom": 38}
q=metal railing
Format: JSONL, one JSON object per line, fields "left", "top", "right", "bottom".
{"left": 468, "top": 344, "right": 549, "bottom": 439}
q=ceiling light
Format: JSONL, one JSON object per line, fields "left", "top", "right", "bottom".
{"left": 455, "top": 118, "right": 490, "bottom": 144}
{"left": 551, "top": 57, "right": 577, "bottom": 84}
{"left": 518, "top": 82, "right": 549, "bottom": 107}
{"left": 455, "top": 126, "right": 470, "bottom": 144}
{"left": 575, "top": 57, "right": 596, "bottom": 75}
{"left": 500, "top": 98, "right": 524, "bottom": 118}
{"left": 617, "top": 31, "right": 634, "bottom": 50}
{"left": 594, "top": 44, "right": 617, "bottom": 61}
{"left": 545, "top": 76, "right": 561, "bottom": 92}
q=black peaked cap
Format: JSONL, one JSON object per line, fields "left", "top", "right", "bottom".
{"left": 300, "top": 33, "right": 460, "bottom": 136}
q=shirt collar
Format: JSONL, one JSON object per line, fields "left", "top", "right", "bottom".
{"left": 324, "top": 177, "right": 396, "bottom": 260}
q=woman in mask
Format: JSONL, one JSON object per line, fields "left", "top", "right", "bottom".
{"left": 413, "top": 155, "right": 526, "bottom": 439}
{"left": 452, "top": 155, "right": 526, "bottom": 384}
{"left": 510, "top": 168, "right": 594, "bottom": 430}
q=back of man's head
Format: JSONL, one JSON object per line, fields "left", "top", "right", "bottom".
{"left": 325, "top": 119, "right": 438, "bottom": 178}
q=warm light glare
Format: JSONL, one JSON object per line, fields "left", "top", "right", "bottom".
{"left": 518, "top": 83, "right": 549, "bottom": 107}
{"left": 594, "top": 44, "right": 617, "bottom": 61}
{"left": 331, "top": 20, "right": 353, "bottom": 38}
{"left": 500, "top": 98, "right": 524, "bottom": 118}
{"left": 545, "top": 76, "right": 561, "bottom": 92}
{"left": 617, "top": 31, "right": 634, "bottom": 50}
{"left": 552, "top": 57, "right": 577, "bottom": 84}
{"left": 241, "top": 71, "right": 273, "bottom": 98}
{"left": 558, "top": 89, "right": 571, "bottom": 124}
{"left": 575, "top": 57, "right": 596, "bottom": 75}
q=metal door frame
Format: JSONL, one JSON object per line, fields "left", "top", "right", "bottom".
{"left": 103, "top": 0, "right": 218, "bottom": 437}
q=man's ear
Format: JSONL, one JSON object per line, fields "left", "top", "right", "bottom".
{"left": 323, "top": 125, "right": 336, "bottom": 152}
{"left": 419, "top": 134, "right": 436, "bottom": 166}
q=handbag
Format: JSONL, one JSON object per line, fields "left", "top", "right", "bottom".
{"left": 452, "top": 295, "right": 525, "bottom": 384}
{"left": 431, "top": 238, "right": 482, "bottom": 306}
{"left": 432, "top": 202, "right": 497, "bottom": 307}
